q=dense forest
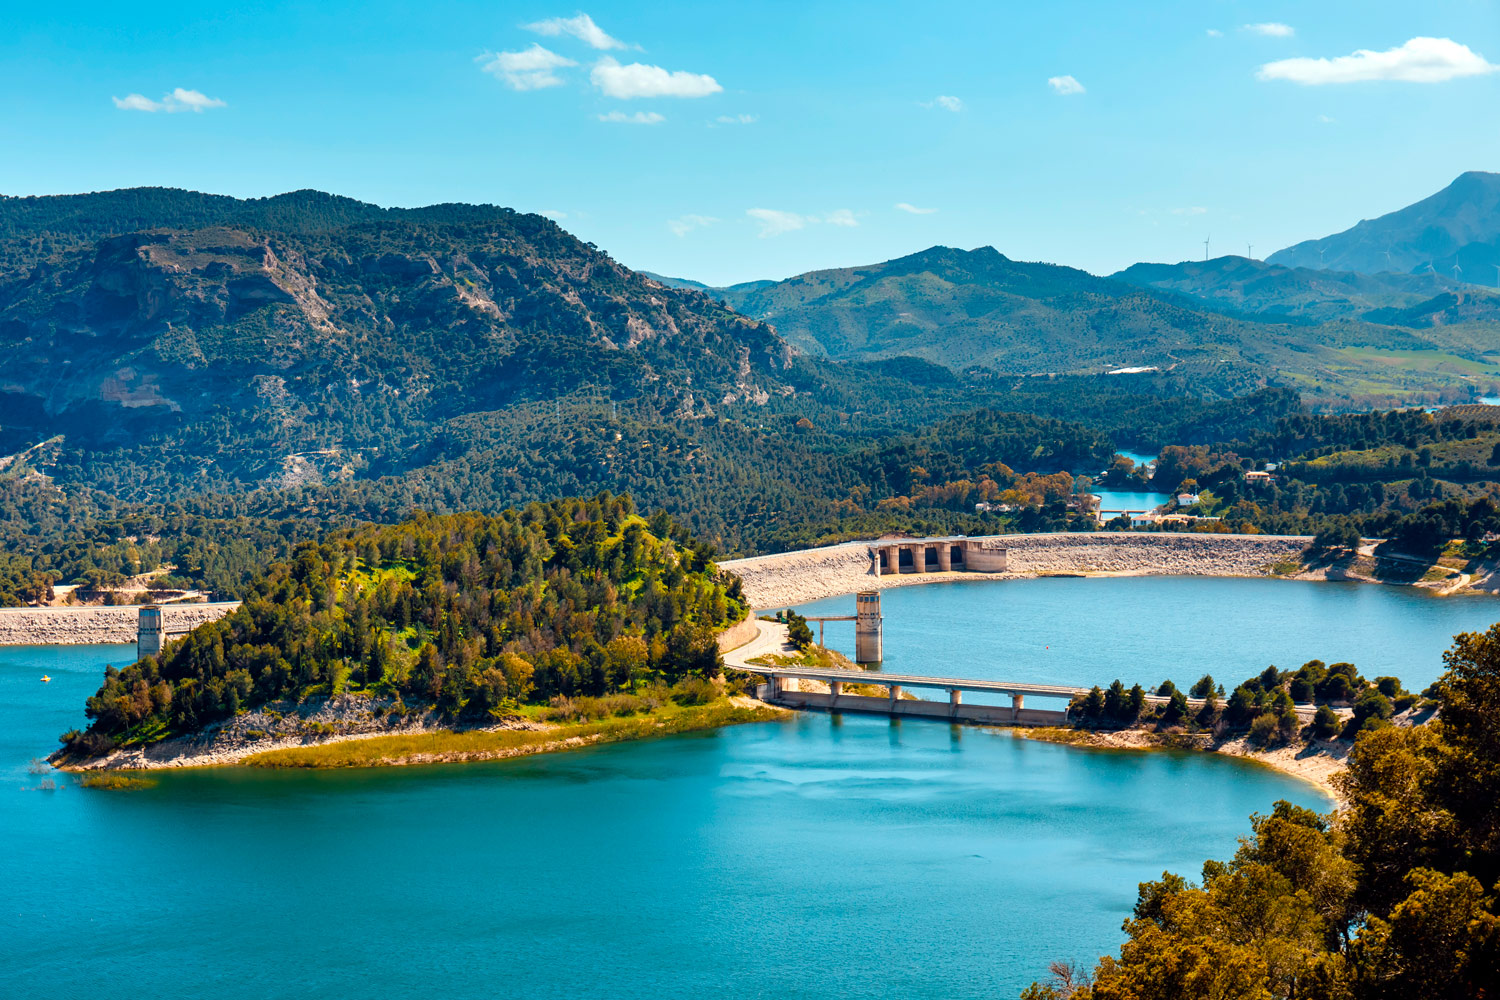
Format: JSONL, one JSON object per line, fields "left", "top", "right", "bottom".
{"left": 1022, "top": 627, "right": 1500, "bottom": 999}
{"left": 61, "top": 495, "right": 742, "bottom": 755}
{"left": 8, "top": 189, "right": 1500, "bottom": 608}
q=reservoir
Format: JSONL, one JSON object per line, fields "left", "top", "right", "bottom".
{"left": 793, "top": 575, "right": 1500, "bottom": 695}
{"left": 7, "top": 575, "right": 1492, "bottom": 998}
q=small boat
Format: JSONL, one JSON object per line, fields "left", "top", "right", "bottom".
{"left": 40, "top": 675, "right": 50, "bottom": 683}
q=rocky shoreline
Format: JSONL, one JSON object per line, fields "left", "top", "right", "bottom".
{"left": 52, "top": 692, "right": 549, "bottom": 770}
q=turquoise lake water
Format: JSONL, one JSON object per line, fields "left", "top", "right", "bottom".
{"left": 793, "top": 576, "right": 1500, "bottom": 697}
{"left": 10, "top": 575, "right": 1491, "bottom": 997}
{"left": 1093, "top": 489, "right": 1166, "bottom": 513}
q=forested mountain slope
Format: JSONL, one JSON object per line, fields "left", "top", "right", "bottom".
{"left": 0, "top": 188, "right": 791, "bottom": 495}
{"left": 710, "top": 245, "right": 1463, "bottom": 398}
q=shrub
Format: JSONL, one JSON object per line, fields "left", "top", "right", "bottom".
{"left": 1226, "top": 685, "right": 1257, "bottom": 726}
{"left": 669, "top": 677, "right": 718, "bottom": 706}
{"left": 1288, "top": 677, "right": 1315, "bottom": 703}
{"left": 1352, "top": 688, "right": 1395, "bottom": 725}
{"left": 1277, "top": 708, "right": 1300, "bottom": 739}
{"left": 1189, "top": 674, "right": 1216, "bottom": 699}
{"left": 1311, "top": 705, "right": 1341, "bottom": 739}
{"left": 1393, "top": 693, "right": 1419, "bottom": 714}
{"left": 1248, "top": 712, "right": 1279, "bottom": 745}
{"left": 785, "top": 612, "right": 814, "bottom": 649}
{"left": 1374, "top": 676, "right": 1403, "bottom": 699}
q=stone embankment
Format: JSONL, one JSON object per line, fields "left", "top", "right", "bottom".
{"left": 722, "top": 532, "right": 1312, "bottom": 608}
{"left": 0, "top": 602, "right": 241, "bottom": 646}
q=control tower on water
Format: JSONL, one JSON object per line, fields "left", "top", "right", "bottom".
{"left": 855, "top": 590, "right": 882, "bottom": 664}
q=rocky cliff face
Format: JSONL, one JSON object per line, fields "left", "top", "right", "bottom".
{"left": 0, "top": 190, "right": 792, "bottom": 486}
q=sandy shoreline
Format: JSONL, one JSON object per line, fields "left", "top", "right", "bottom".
{"left": 1018, "top": 727, "right": 1347, "bottom": 800}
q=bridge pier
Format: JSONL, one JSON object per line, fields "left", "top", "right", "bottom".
{"left": 829, "top": 680, "right": 842, "bottom": 703}
{"left": 1011, "top": 693, "right": 1024, "bottom": 721}
{"left": 949, "top": 688, "right": 962, "bottom": 717}
{"left": 889, "top": 684, "right": 902, "bottom": 707}
{"left": 936, "top": 545, "right": 951, "bottom": 572}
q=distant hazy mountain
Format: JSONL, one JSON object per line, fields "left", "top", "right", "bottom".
{"left": 707, "top": 245, "right": 1422, "bottom": 384}
{"left": 641, "top": 271, "right": 712, "bottom": 292}
{"left": 1112, "top": 255, "right": 1496, "bottom": 326}
{"left": 1268, "top": 171, "right": 1500, "bottom": 283}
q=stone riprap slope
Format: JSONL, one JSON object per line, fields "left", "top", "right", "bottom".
{"left": 723, "top": 533, "right": 1311, "bottom": 608}
{"left": 0, "top": 602, "right": 240, "bottom": 645}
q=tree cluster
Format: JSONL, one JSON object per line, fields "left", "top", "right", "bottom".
{"left": 63, "top": 495, "right": 744, "bottom": 753}
{"left": 1024, "top": 625, "right": 1500, "bottom": 999}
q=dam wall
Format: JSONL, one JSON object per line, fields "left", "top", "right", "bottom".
{"left": 721, "top": 532, "right": 1311, "bottom": 609}
{"left": 0, "top": 602, "right": 241, "bottom": 646}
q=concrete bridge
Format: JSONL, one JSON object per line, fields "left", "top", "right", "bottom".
{"left": 725, "top": 618, "right": 1324, "bottom": 728}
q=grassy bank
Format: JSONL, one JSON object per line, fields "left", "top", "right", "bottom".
{"left": 242, "top": 699, "right": 789, "bottom": 769}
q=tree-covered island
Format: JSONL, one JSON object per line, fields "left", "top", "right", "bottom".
{"left": 55, "top": 494, "right": 778, "bottom": 767}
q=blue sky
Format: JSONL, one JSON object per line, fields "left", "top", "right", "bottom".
{"left": 3, "top": 0, "right": 1498, "bottom": 285}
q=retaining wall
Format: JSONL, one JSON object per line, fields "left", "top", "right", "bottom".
{"left": 722, "top": 533, "right": 1312, "bottom": 609}
{"left": 0, "top": 602, "right": 241, "bottom": 646}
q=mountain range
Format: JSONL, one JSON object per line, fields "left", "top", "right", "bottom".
{"left": 1267, "top": 170, "right": 1500, "bottom": 282}
{"left": 3, "top": 175, "right": 1500, "bottom": 556}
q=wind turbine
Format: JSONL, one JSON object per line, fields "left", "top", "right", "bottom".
{"left": 1318, "top": 247, "right": 1326, "bottom": 267}
{"left": 1453, "top": 263, "right": 1464, "bottom": 282}
{"left": 1246, "top": 243, "right": 1253, "bottom": 259}
{"left": 1383, "top": 249, "right": 1394, "bottom": 271}
{"left": 1203, "top": 236, "right": 1211, "bottom": 261}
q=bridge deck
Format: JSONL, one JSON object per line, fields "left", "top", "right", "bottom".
{"left": 727, "top": 619, "right": 1326, "bottom": 718}
{"left": 739, "top": 664, "right": 1086, "bottom": 701}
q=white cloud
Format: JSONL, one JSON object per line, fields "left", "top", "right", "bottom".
{"left": 895, "top": 202, "right": 937, "bottom": 215}
{"left": 598, "top": 110, "right": 664, "bottom": 124}
{"left": 668, "top": 214, "right": 718, "bottom": 236}
{"left": 539, "top": 209, "right": 568, "bottom": 220}
{"left": 747, "top": 209, "right": 807, "bottom": 237}
{"left": 1206, "top": 29, "right": 1223, "bottom": 38}
{"left": 921, "top": 95, "right": 963, "bottom": 111}
{"left": 745, "top": 208, "right": 861, "bottom": 236}
{"left": 591, "top": 57, "right": 721, "bottom": 98}
{"left": 1170, "top": 206, "right": 1208, "bottom": 216}
{"left": 714, "top": 113, "right": 757, "bottom": 124}
{"left": 524, "top": 13, "right": 626, "bottom": 50}
{"left": 112, "top": 87, "right": 225, "bottom": 113}
{"left": 1243, "top": 22, "right": 1294, "bottom": 37}
{"left": 1257, "top": 36, "right": 1498, "bottom": 85}
{"left": 1048, "top": 75, "right": 1085, "bottom": 95}
{"left": 1318, "top": 114, "right": 1336, "bottom": 123}
{"left": 478, "top": 44, "right": 577, "bottom": 90}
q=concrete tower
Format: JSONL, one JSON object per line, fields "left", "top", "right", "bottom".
{"left": 137, "top": 605, "right": 164, "bottom": 661}
{"left": 855, "top": 590, "right": 883, "bottom": 664}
